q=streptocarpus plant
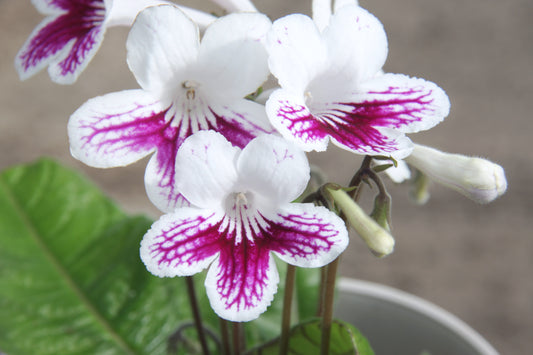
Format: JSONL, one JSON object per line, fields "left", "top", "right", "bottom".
{"left": 3, "top": 0, "right": 507, "bottom": 354}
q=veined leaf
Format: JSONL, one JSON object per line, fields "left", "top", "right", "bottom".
{"left": 0, "top": 159, "right": 209, "bottom": 355}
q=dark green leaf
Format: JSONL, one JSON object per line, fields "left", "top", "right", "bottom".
{"left": 246, "top": 319, "right": 374, "bottom": 355}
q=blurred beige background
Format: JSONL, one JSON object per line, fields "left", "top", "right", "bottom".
{"left": 1, "top": 0, "right": 531, "bottom": 353}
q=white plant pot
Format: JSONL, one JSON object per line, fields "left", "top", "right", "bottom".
{"left": 335, "top": 278, "right": 499, "bottom": 355}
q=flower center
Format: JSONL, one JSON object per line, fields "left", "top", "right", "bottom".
{"left": 223, "top": 191, "right": 269, "bottom": 244}
{"left": 304, "top": 91, "right": 313, "bottom": 105}
{"left": 226, "top": 191, "right": 253, "bottom": 211}
{"left": 164, "top": 79, "right": 217, "bottom": 130}
{"left": 182, "top": 80, "right": 199, "bottom": 100}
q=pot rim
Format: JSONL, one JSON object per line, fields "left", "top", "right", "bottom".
{"left": 337, "top": 277, "right": 499, "bottom": 355}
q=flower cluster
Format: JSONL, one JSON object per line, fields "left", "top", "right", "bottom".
{"left": 17, "top": 0, "right": 506, "bottom": 322}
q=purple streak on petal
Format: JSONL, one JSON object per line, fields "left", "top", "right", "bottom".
{"left": 267, "top": 211, "right": 340, "bottom": 260}
{"left": 149, "top": 199, "right": 342, "bottom": 313}
{"left": 211, "top": 108, "right": 272, "bottom": 149}
{"left": 214, "top": 207, "right": 341, "bottom": 312}
{"left": 276, "top": 101, "right": 328, "bottom": 142}
{"left": 340, "top": 86, "right": 436, "bottom": 130}
{"left": 214, "top": 212, "right": 272, "bottom": 313}
{"left": 79, "top": 105, "right": 171, "bottom": 156}
{"left": 150, "top": 131, "right": 191, "bottom": 209}
{"left": 19, "top": 0, "right": 106, "bottom": 76}
{"left": 216, "top": 234, "right": 272, "bottom": 312}
{"left": 148, "top": 212, "right": 223, "bottom": 270}
{"left": 276, "top": 85, "right": 435, "bottom": 153}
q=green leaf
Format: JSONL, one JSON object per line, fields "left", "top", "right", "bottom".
{"left": 0, "top": 159, "right": 214, "bottom": 355}
{"left": 246, "top": 319, "right": 374, "bottom": 355}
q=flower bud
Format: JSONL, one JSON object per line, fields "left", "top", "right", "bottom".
{"left": 325, "top": 186, "right": 395, "bottom": 257}
{"left": 409, "top": 170, "right": 431, "bottom": 205}
{"left": 370, "top": 192, "right": 392, "bottom": 232}
{"left": 405, "top": 144, "right": 507, "bottom": 204}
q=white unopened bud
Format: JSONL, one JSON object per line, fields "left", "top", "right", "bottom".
{"left": 325, "top": 187, "right": 395, "bottom": 257}
{"left": 405, "top": 144, "right": 507, "bottom": 204}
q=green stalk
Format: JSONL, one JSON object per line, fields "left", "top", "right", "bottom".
{"left": 185, "top": 276, "right": 210, "bottom": 355}
{"left": 232, "top": 322, "right": 245, "bottom": 355}
{"left": 319, "top": 257, "right": 340, "bottom": 355}
{"left": 219, "top": 318, "right": 231, "bottom": 355}
{"left": 279, "top": 264, "right": 296, "bottom": 355}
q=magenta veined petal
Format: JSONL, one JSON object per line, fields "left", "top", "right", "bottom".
{"left": 15, "top": 0, "right": 108, "bottom": 84}
{"left": 267, "top": 203, "right": 348, "bottom": 268}
{"left": 140, "top": 209, "right": 224, "bottom": 277}
{"left": 206, "top": 248, "right": 278, "bottom": 322}
{"left": 267, "top": 73, "right": 449, "bottom": 159}
{"left": 140, "top": 199, "right": 348, "bottom": 321}
{"left": 68, "top": 90, "right": 170, "bottom": 168}
{"left": 145, "top": 147, "right": 192, "bottom": 213}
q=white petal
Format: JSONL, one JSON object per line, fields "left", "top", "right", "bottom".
{"left": 177, "top": 5, "right": 217, "bottom": 29}
{"left": 140, "top": 209, "right": 224, "bottom": 277}
{"left": 268, "top": 203, "right": 349, "bottom": 267}
{"left": 267, "top": 14, "right": 328, "bottom": 93}
{"left": 145, "top": 153, "right": 191, "bottom": 213}
{"left": 357, "top": 73, "right": 451, "bottom": 133}
{"left": 205, "top": 251, "right": 279, "bottom": 322}
{"left": 175, "top": 131, "right": 240, "bottom": 209}
{"left": 106, "top": 0, "right": 170, "bottom": 27}
{"left": 208, "top": 0, "right": 258, "bottom": 12}
{"left": 197, "top": 12, "right": 271, "bottom": 100}
{"left": 237, "top": 134, "right": 310, "bottom": 208}
{"left": 16, "top": 1, "right": 107, "bottom": 84}
{"left": 265, "top": 88, "right": 330, "bottom": 152}
{"left": 47, "top": 28, "right": 105, "bottom": 84}
{"left": 334, "top": 0, "right": 359, "bottom": 12}
{"left": 68, "top": 89, "right": 167, "bottom": 168}
{"left": 126, "top": 5, "right": 199, "bottom": 94}
{"left": 312, "top": 0, "right": 332, "bottom": 32}
{"left": 380, "top": 159, "right": 412, "bottom": 183}
{"left": 108, "top": 0, "right": 215, "bottom": 29}
{"left": 323, "top": 5, "right": 388, "bottom": 83}
{"left": 208, "top": 99, "right": 274, "bottom": 148}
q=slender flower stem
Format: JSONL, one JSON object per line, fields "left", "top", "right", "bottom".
{"left": 349, "top": 156, "right": 372, "bottom": 192}
{"left": 219, "top": 318, "right": 231, "bottom": 355}
{"left": 320, "top": 257, "right": 340, "bottom": 355}
{"left": 316, "top": 265, "right": 327, "bottom": 317}
{"left": 232, "top": 322, "right": 245, "bottom": 355}
{"left": 185, "top": 276, "right": 211, "bottom": 355}
{"left": 279, "top": 264, "right": 296, "bottom": 355}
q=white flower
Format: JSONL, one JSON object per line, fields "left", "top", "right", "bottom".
{"left": 68, "top": 5, "right": 274, "bottom": 212}
{"left": 312, "top": 0, "right": 359, "bottom": 31}
{"left": 140, "top": 131, "right": 348, "bottom": 322}
{"left": 405, "top": 144, "right": 507, "bottom": 204}
{"left": 209, "top": 0, "right": 258, "bottom": 13}
{"left": 265, "top": 4, "right": 450, "bottom": 159}
{"left": 15, "top": 0, "right": 216, "bottom": 84}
